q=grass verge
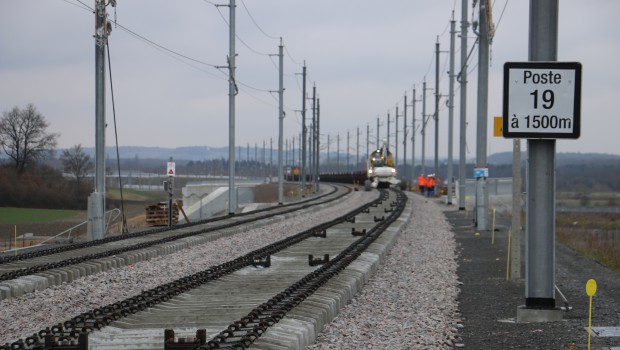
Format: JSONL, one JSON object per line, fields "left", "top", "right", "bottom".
{"left": 556, "top": 212, "right": 620, "bottom": 274}
{"left": 0, "top": 208, "right": 80, "bottom": 225}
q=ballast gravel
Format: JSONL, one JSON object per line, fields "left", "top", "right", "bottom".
{"left": 2, "top": 191, "right": 463, "bottom": 349}
{"left": 0, "top": 190, "right": 378, "bottom": 345}
{"left": 306, "top": 193, "right": 462, "bottom": 350}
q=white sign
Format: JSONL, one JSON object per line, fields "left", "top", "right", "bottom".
{"left": 167, "top": 162, "right": 176, "bottom": 177}
{"left": 474, "top": 167, "right": 489, "bottom": 178}
{"left": 503, "top": 62, "right": 581, "bottom": 139}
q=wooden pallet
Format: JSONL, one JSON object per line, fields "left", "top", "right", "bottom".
{"left": 145, "top": 202, "right": 179, "bottom": 226}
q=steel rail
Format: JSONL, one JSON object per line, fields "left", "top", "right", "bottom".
{"left": 0, "top": 185, "right": 340, "bottom": 265}
{"left": 2, "top": 189, "right": 403, "bottom": 350}
{"left": 0, "top": 186, "right": 347, "bottom": 283}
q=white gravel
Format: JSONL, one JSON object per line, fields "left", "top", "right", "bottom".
{"left": 306, "top": 193, "right": 462, "bottom": 349}
{"left": 0, "top": 190, "right": 378, "bottom": 345}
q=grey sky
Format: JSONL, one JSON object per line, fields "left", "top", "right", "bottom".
{"left": 1, "top": 0, "right": 619, "bottom": 158}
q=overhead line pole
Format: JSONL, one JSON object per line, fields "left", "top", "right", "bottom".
{"left": 421, "top": 80, "right": 427, "bottom": 176}
{"left": 475, "top": 0, "right": 490, "bottom": 229}
{"left": 386, "top": 113, "right": 390, "bottom": 152}
{"left": 447, "top": 15, "right": 456, "bottom": 205}
{"left": 88, "top": 0, "right": 108, "bottom": 240}
{"left": 301, "top": 64, "right": 307, "bottom": 196}
{"left": 336, "top": 133, "right": 340, "bottom": 172}
{"left": 411, "top": 86, "right": 418, "bottom": 181}
{"left": 395, "top": 106, "right": 399, "bottom": 168}
{"left": 226, "top": 0, "right": 237, "bottom": 215}
{"left": 356, "top": 127, "right": 360, "bottom": 172}
{"left": 403, "top": 94, "right": 408, "bottom": 181}
{"left": 277, "top": 39, "right": 284, "bottom": 205}
{"left": 346, "top": 130, "right": 350, "bottom": 171}
{"left": 326, "top": 134, "right": 330, "bottom": 171}
{"left": 311, "top": 84, "right": 317, "bottom": 192}
{"left": 376, "top": 117, "right": 380, "bottom": 150}
{"left": 459, "top": 0, "right": 469, "bottom": 210}
{"left": 315, "top": 97, "right": 320, "bottom": 192}
{"left": 434, "top": 38, "right": 441, "bottom": 196}
{"left": 366, "top": 124, "right": 370, "bottom": 163}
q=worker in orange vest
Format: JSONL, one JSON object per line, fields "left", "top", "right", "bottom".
{"left": 426, "top": 175, "right": 435, "bottom": 197}
{"left": 417, "top": 174, "right": 426, "bottom": 194}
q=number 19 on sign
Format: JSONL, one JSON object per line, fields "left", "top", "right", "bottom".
{"left": 503, "top": 62, "right": 582, "bottom": 139}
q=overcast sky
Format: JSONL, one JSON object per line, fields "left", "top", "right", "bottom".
{"left": 1, "top": 0, "right": 619, "bottom": 159}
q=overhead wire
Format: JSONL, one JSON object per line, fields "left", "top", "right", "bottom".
{"left": 112, "top": 22, "right": 229, "bottom": 81}
{"left": 212, "top": 4, "right": 272, "bottom": 57}
{"left": 437, "top": 0, "right": 457, "bottom": 37}
{"left": 105, "top": 34, "right": 128, "bottom": 233}
{"left": 240, "top": 0, "right": 279, "bottom": 40}
{"left": 60, "top": 0, "right": 93, "bottom": 12}
{"left": 494, "top": 0, "right": 510, "bottom": 32}
{"left": 203, "top": 0, "right": 308, "bottom": 137}
{"left": 284, "top": 46, "right": 302, "bottom": 66}
{"left": 61, "top": 0, "right": 228, "bottom": 80}
{"left": 60, "top": 0, "right": 307, "bottom": 150}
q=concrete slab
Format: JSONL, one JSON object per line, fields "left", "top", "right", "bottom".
{"left": 0, "top": 284, "right": 10, "bottom": 299}
{"left": 590, "top": 326, "right": 620, "bottom": 337}
{"left": 516, "top": 306, "right": 563, "bottom": 322}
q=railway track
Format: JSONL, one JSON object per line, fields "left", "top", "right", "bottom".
{"left": 0, "top": 185, "right": 349, "bottom": 300}
{"left": 2, "top": 188, "right": 410, "bottom": 350}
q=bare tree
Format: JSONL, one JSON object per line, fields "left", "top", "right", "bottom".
{"left": 0, "top": 104, "right": 59, "bottom": 174}
{"left": 60, "top": 144, "right": 93, "bottom": 188}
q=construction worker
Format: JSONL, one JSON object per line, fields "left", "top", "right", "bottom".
{"left": 426, "top": 175, "right": 435, "bottom": 197}
{"left": 417, "top": 174, "right": 426, "bottom": 194}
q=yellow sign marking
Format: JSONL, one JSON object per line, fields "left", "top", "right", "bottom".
{"left": 586, "top": 278, "right": 597, "bottom": 350}
{"left": 493, "top": 116, "right": 503, "bottom": 137}
{"left": 586, "top": 279, "right": 597, "bottom": 296}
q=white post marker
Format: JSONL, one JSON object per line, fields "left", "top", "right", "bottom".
{"left": 503, "top": 62, "right": 582, "bottom": 139}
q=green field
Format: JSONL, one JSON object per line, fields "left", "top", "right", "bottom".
{"left": 0, "top": 208, "right": 81, "bottom": 224}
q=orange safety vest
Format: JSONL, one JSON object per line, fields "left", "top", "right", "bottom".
{"left": 427, "top": 177, "right": 435, "bottom": 187}
{"left": 418, "top": 175, "right": 426, "bottom": 186}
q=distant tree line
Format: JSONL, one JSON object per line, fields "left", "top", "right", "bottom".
{"left": 1, "top": 104, "right": 618, "bottom": 210}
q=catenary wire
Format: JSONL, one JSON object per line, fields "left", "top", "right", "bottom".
{"left": 240, "top": 0, "right": 279, "bottom": 40}
{"left": 60, "top": 0, "right": 93, "bottom": 11}
{"left": 105, "top": 37, "right": 129, "bottom": 233}
{"left": 213, "top": 4, "right": 272, "bottom": 57}
{"left": 60, "top": 0, "right": 227, "bottom": 79}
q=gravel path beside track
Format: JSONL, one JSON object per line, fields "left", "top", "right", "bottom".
{"left": 306, "top": 193, "right": 462, "bottom": 349}
{"left": 0, "top": 190, "right": 379, "bottom": 345}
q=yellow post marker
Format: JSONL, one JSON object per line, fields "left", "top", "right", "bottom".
{"left": 14, "top": 225, "right": 17, "bottom": 256}
{"left": 491, "top": 208, "right": 496, "bottom": 244}
{"left": 586, "top": 279, "right": 597, "bottom": 350}
{"left": 506, "top": 228, "right": 511, "bottom": 281}
{"left": 493, "top": 116, "right": 503, "bottom": 137}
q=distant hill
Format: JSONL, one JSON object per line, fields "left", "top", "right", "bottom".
{"left": 487, "top": 151, "right": 620, "bottom": 192}
{"left": 78, "top": 146, "right": 231, "bottom": 161}
{"left": 488, "top": 151, "right": 620, "bottom": 166}
{"left": 70, "top": 147, "right": 620, "bottom": 166}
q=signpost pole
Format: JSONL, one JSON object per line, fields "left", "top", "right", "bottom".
{"left": 502, "top": 3, "right": 581, "bottom": 323}
{"left": 167, "top": 157, "right": 175, "bottom": 228}
{"left": 525, "top": 0, "right": 558, "bottom": 313}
